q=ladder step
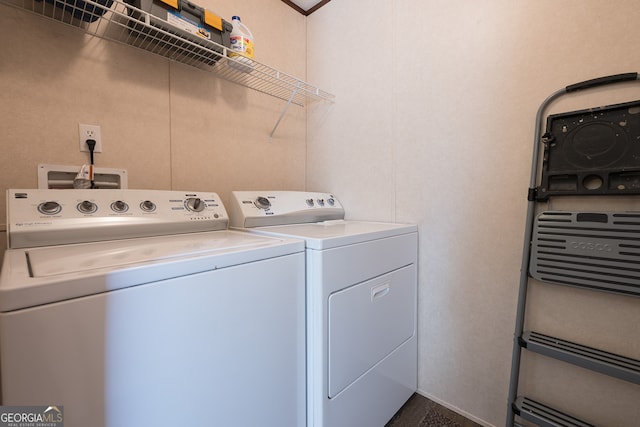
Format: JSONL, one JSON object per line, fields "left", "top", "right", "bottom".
{"left": 521, "top": 331, "right": 640, "bottom": 385}
{"left": 513, "top": 397, "right": 596, "bottom": 427}
{"left": 530, "top": 211, "right": 640, "bottom": 296}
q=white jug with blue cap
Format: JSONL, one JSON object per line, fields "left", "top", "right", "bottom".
{"left": 229, "top": 15, "right": 254, "bottom": 72}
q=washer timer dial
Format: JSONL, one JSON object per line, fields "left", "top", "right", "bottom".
{"left": 185, "top": 197, "right": 205, "bottom": 212}
{"left": 38, "top": 201, "right": 62, "bottom": 215}
{"left": 77, "top": 200, "right": 98, "bottom": 214}
{"left": 111, "top": 200, "right": 129, "bottom": 213}
{"left": 140, "top": 200, "right": 156, "bottom": 212}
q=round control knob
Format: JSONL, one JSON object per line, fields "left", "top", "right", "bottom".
{"left": 140, "top": 200, "right": 156, "bottom": 212}
{"left": 38, "top": 201, "right": 62, "bottom": 215}
{"left": 327, "top": 197, "right": 335, "bottom": 206}
{"left": 254, "top": 196, "right": 271, "bottom": 210}
{"left": 185, "top": 197, "right": 205, "bottom": 212}
{"left": 111, "top": 200, "right": 129, "bottom": 213}
{"left": 317, "top": 199, "right": 325, "bottom": 206}
{"left": 77, "top": 200, "right": 97, "bottom": 214}
{"left": 306, "top": 198, "right": 315, "bottom": 207}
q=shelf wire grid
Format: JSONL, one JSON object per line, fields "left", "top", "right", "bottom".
{"left": 1, "top": 0, "right": 335, "bottom": 107}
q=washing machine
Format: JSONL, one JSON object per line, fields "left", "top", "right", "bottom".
{"left": 0, "top": 189, "right": 306, "bottom": 427}
{"left": 229, "top": 191, "right": 418, "bottom": 427}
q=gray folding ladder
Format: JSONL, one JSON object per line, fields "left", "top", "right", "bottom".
{"left": 506, "top": 73, "right": 640, "bottom": 427}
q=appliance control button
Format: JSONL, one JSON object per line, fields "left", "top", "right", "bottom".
{"left": 306, "top": 198, "right": 314, "bottom": 207}
{"left": 254, "top": 196, "right": 271, "bottom": 210}
{"left": 140, "top": 200, "right": 156, "bottom": 212}
{"left": 111, "top": 200, "right": 129, "bottom": 213}
{"left": 77, "top": 200, "right": 98, "bottom": 214}
{"left": 317, "top": 199, "right": 325, "bottom": 206}
{"left": 38, "top": 201, "right": 62, "bottom": 215}
{"left": 327, "top": 198, "right": 335, "bottom": 206}
{"left": 185, "top": 197, "right": 205, "bottom": 212}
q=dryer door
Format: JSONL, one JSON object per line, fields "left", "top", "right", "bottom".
{"left": 327, "top": 264, "right": 416, "bottom": 398}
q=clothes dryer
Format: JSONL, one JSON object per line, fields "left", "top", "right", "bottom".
{"left": 0, "top": 189, "right": 306, "bottom": 427}
{"left": 229, "top": 191, "right": 418, "bottom": 427}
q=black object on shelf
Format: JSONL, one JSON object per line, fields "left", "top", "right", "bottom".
{"left": 123, "top": 0, "right": 232, "bottom": 66}
{"left": 37, "top": 0, "right": 114, "bottom": 22}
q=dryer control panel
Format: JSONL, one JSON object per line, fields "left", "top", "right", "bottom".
{"left": 7, "top": 189, "right": 228, "bottom": 248}
{"left": 229, "top": 191, "right": 345, "bottom": 228}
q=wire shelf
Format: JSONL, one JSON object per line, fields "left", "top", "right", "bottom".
{"left": 1, "top": 0, "right": 335, "bottom": 107}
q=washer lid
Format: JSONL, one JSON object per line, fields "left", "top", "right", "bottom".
{"left": 0, "top": 230, "right": 304, "bottom": 312}
{"left": 246, "top": 220, "right": 417, "bottom": 250}
{"left": 26, "top": 231, "right": 286, "bottom": 277}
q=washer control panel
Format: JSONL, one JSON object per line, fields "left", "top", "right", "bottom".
{"left": 229, "top": 191, "right": 344, "bottom": 228}
{"left": 7, "top": 189, "right": 228, "bottom": 248}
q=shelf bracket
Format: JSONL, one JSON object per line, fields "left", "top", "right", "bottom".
{"left": 269, "top": 81, "right": 302, "bottom": 142}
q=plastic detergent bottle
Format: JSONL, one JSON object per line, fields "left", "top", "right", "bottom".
{"left": 229, "top": 15, "right": 254, "bottom": 72}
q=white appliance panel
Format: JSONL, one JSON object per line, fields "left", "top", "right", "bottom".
{"left": 328, "top": 265, "right": 415, "bottom": 398}
{"left": 0, "top": 252, "right": 306, "bottom": 427}
{"left": 229, "top": 190, "right": 344, "bottom": 228}
{"left": 247, "top": 220, "right": 417, "bottom": 250}
{"left": 312, "top": 233, "right": 418, "bottom": 294}
{"left": 0, "top": 230, "right": 302, "bottom": 312}
{"left": 1, "top": 189, "right": 308, "bottom": 427}
{"left": 321, "top": 339, "right": 417, "bottom": 427}
{"left": 26, "top": 231, "right": 286, "bottom": 277}
{"left": 7, "top": 189, "right": 228, "bottom": 248}
{"left": 305, "top": 233, "right": 418, "bottom": 427}
{"left": 228, "top": 190, "right": 418, "bottom": 427}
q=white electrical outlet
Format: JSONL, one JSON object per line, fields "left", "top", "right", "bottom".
{"left": 79, "top": 124, "right": 103, "bottom": 153}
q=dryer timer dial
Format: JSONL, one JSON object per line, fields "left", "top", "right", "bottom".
{"left": 254, "top": 197, "right": 271, "bottom": 210}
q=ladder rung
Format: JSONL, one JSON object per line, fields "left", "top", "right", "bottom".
{"left": 513, "top": 397, "right": 596, "bottom": 427}
{"left": 521, "top": 331, "right": 640, "bottom": 385}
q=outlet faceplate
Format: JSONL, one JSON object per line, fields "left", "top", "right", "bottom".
{"left": 79, "top": 123, "right": 103, "bottom": 153}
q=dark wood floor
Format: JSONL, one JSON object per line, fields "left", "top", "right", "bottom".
{"left": 386, "top": 393, "right": 483, "bottom": 427}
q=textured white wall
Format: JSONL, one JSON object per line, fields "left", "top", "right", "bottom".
{"left": 307, "top": 1, "right": 640, "bottom": 425}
